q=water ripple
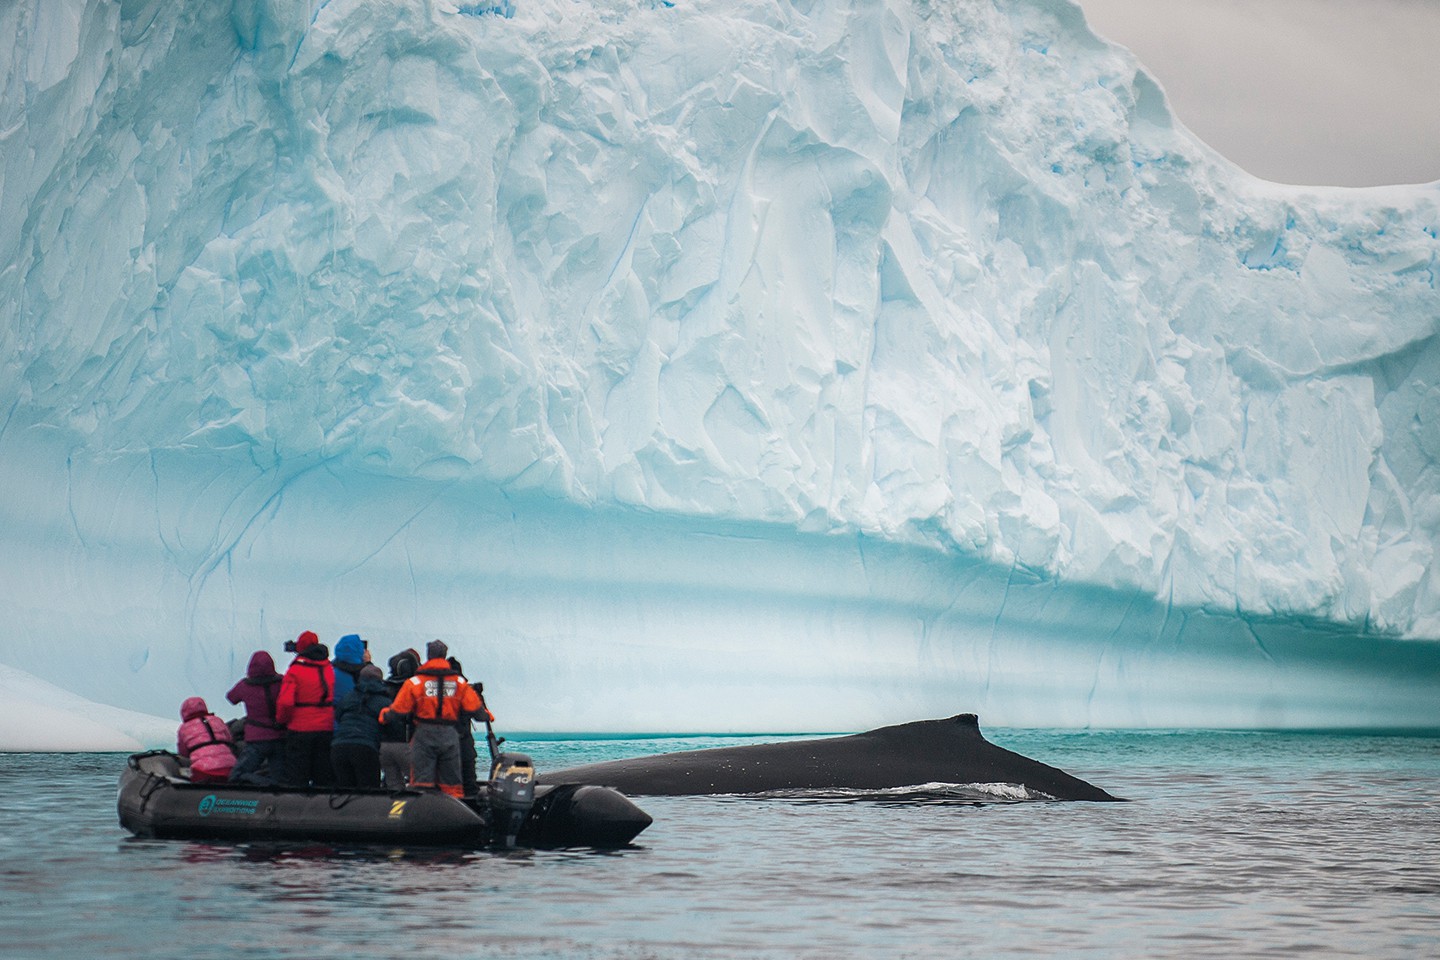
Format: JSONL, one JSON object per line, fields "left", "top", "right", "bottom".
{"left": 1, "top": 732, "right": 1438, "bottom": 959}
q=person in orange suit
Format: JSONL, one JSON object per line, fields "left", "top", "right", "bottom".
{"left": 379, "top": 640, "right": 490, "bottom": 798}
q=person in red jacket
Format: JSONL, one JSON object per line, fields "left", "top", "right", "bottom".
{"left": 379, "top": 640, "right": 488, "bottom": 798}
{"left": 177, "top": 696, "right": 236, "bottom": 783}
{"left": 276, "top": 630, "right": 336, "bottom": 788}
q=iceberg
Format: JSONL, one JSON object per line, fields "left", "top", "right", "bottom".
{"left": 2, "top": 0, "right": 1438, "bottom": 743}
{"left": 0, "top": 664, "right": 173, "bottom": 751}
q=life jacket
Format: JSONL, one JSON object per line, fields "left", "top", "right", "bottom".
{"left": 380, "top": 658, "right": 482, "bottom": 726}
{"left": 251, "top": 676, "right": 283, "bottom": 729}
{"left": 227, "top": 652, "right": 286, "bottom": 738}
{"left": 277, "top": 652, "right": 337, "bottom": 733}
{"left": 290, "top": 659, "right": 333, "bottom": 708}
{"left": 191, "top": 715, "right": 231, "bottom": 749}
{"left": 178, "top": 706, "right": 236, "bottom": 775}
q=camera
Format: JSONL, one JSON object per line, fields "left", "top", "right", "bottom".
{"left": 283, "top": 639, "right": 298, "bottom": 653}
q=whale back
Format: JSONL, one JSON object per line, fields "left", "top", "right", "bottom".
{"left": 541, "top": 715, "right": 1118, "bottom": 800}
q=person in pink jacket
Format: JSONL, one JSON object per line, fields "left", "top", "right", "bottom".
{"left": 177, "top": 696, "right": 237, "bottom": 783}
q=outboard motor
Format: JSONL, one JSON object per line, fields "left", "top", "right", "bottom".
{"left": 488, "top": 752, "right": 536, "bottom": 847}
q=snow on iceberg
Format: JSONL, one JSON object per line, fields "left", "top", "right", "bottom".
{"left": 1, "top": 0, "right": 1438, "bottom": 741}
{"left": 0, "top": 664, "right": 173, "bottom": 752}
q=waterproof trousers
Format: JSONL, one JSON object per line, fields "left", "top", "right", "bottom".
{"left": 410, "top": 723, "right": 462, "bottom": 798}
{"left": 380, "top": 740, "right": 410, "bottom": 789}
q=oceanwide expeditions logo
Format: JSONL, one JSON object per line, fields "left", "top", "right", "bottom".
{"left": 197, "top": 794, "right": 260, "bottom": 817}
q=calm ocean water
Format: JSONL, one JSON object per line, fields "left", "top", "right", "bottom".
{"left": 1, "top": 729, "right": 1436, "bottom": 959}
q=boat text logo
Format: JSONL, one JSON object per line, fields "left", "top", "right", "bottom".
{"left": 197, "top": 794, "right": 260, "bottom": 817}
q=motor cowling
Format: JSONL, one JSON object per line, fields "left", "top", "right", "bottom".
{"left": 488, "top": 752, "right": 536, "bottom": 847}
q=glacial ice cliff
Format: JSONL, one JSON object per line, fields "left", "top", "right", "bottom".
{"left": 2, "top": 0, "right": 1438, "bottom": 740}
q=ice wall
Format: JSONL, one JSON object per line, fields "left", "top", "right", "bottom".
{"left": 2, "top": 0, "right": 1438, "bottom": 737}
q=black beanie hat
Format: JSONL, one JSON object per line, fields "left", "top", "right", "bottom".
{"left": 426, "top": 639, "right": 448, "bottom": 661}
{"left": 388, "top": 649, "right": 420, "bottom": 680}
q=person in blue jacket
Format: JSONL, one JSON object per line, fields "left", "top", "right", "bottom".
{"left": 330, "top": 663, "right": 394, "bottom": 789}
{"left": 331, "top": 633, "right": 369, "bottom": 700}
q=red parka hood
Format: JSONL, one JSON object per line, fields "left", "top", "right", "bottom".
{"left": 180, "top": 696, "right": 209, "bottom": 721}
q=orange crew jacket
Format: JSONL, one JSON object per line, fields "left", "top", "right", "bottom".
{"left": 379, "top": 658, "right": 489, "bottom": 725}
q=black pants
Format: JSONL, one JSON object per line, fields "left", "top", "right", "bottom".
{"left": 332, "top": 742, "right": 381, "bottom": 789}
{"left": 458, "top": 723, "right": 479, "bottom": 797}
{"left": 230, "top": 738, "right": 286, "bottom": 784}
{"left": 285, "top": 731, "right": 334, "bottom": 788}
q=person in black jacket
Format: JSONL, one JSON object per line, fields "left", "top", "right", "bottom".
{"left": 448, "top": 655, "right": 482, "bottom": 798}
{"left": 330, "top": 664, "right": 394, "bottom": 789}
{"left": 380, "top": 648, "right": 420, "bottom": 789}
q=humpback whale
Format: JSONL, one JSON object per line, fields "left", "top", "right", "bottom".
{"left": 543, "top": 714, "right": 1119, "bottom": 801}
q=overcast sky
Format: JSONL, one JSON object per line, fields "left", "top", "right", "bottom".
{"left": 1077, "top": 0, "right": 1440, "bottom": 186}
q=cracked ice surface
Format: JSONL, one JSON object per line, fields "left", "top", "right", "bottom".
{"left": 1, "top": 0, "right": 1438, "bottom": 739}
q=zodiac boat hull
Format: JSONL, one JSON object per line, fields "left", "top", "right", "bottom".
{"left": 118, "top": 752, "right": 652, "bottom": 848}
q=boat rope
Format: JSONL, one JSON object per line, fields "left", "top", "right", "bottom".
{"left": 136, "top": 771, "right": 167, "bottom": 815}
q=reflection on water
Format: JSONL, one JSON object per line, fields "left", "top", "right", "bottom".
{"left": 163, "top": 839, "right": 501, "bottom": 867}
{"left": 2, "top": 731, "right": 1438, "bottom": 959}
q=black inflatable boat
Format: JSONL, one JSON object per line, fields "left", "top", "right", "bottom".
{"left": 118, "top": 752, "right": 652, "bottom": 849}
